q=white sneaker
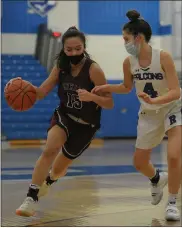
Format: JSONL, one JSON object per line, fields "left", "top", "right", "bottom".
{"left": 165, "top": 203, "right": 180, "bottom": 221}
{"left": 38, "top": 181, "right": 50, "bottom": 198}
{"left": 16, "top": 197, "right": 37, "bottom": 217}
{"left": 151, "top": 172, "right": 168, "bottom": 205}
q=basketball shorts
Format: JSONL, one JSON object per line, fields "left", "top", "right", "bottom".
{"left": 48, "top": 108, "right": 100, "bottom": 160}
{"left": 136, "top": 101, "right": 182, "bottom": 149}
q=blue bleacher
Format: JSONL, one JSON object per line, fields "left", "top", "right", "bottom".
{"left": 1, "top": 54, "right": 36, "bottom": 60}
{"left": 2, "top": 60, "right": 40, "bottom": 65}
{"left": 1, "top": 54, "right": 60, "bottom": 140}
{"left": 2, "top": 66, "right": 47, "bottom": 72}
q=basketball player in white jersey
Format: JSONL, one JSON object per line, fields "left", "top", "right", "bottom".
{"left": 92, "top": 10, "right": 181, "bottom": 221}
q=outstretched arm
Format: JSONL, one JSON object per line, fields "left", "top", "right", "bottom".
{"left": 91, "top": 57, "right": 133, "bottom": 94}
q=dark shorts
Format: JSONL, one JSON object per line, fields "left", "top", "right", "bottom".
{"left": 48, "top": 109, "right": 99, "bottom": 160}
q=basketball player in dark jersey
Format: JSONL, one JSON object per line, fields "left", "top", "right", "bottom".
{"left": 16, "top": 26, "right": 113, "bottom": 217}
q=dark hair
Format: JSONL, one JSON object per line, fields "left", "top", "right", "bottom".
{"left": 56, "top": 26, "right": 90, "bottom": 72}
{"left": 123, "top": 10, "right": 152, "bottom": 43}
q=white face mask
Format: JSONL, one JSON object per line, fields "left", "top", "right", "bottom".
{"left": 124, "top": 41, "right": 140, "bottom": 56}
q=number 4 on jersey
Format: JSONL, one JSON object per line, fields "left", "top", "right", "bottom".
{"left": 143, "top": 82, "right": 158, "bottom": 98}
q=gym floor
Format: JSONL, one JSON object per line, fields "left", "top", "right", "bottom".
{"left": 1, "top": 139, "right": 181, "bottom": 227}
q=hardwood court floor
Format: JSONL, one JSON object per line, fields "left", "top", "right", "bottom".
{"left": 1, "top": 140, "right": 181, "bottom": 227}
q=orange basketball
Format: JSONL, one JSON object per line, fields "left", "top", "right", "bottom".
{"left": 4, "top": 78, "right": 37, "bottom": 111}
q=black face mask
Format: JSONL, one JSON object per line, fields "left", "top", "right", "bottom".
{"left": 67, "top": 53, "right": 84, "bottom": 65}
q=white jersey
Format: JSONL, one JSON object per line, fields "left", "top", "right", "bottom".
{"left": 129, "top": 47, "right": 181, "bottom": 110}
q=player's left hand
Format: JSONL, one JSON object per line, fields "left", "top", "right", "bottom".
{"left": 138, "top": 92, "right": 155, "bottom": 104}
{"left": 77, "top": 89, "right": 93, "bottom": 102}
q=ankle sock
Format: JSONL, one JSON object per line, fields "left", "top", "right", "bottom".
{"left": 46, "top": 175, "right": 57, "bottom": 186}
{"left": 168, "top": 194, "right": 177, "bottom": 204}
{"left": 27, "top": 184, "right": 40, "bottom": 201}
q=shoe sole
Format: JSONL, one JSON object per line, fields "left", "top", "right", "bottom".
{"left": 16, "top": 209, "right": 35, "bottom": 217}
{"left": 165, "top": 215, "right": 180, "bottom": 221}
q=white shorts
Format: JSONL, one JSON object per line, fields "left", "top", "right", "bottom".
{"left": 136, "top": 101, "right": 182, "bottom": 149}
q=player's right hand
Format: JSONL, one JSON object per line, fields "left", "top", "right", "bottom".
{"left": 91, "top": 84, "right": 111, "bottom": 94}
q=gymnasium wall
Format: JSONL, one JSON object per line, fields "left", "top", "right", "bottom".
{"left": 2, "top": 0, "right": 180, "bottom": 79}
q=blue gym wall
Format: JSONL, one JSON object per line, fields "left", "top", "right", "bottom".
{"left": 2, "top": 0, "right": 171, "bottom": 35}
{"left": 79, "top": 0, "right": 171, "bottom": 35}
{"left": 2, "top": 0, "right": 47, "bottom": 33}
